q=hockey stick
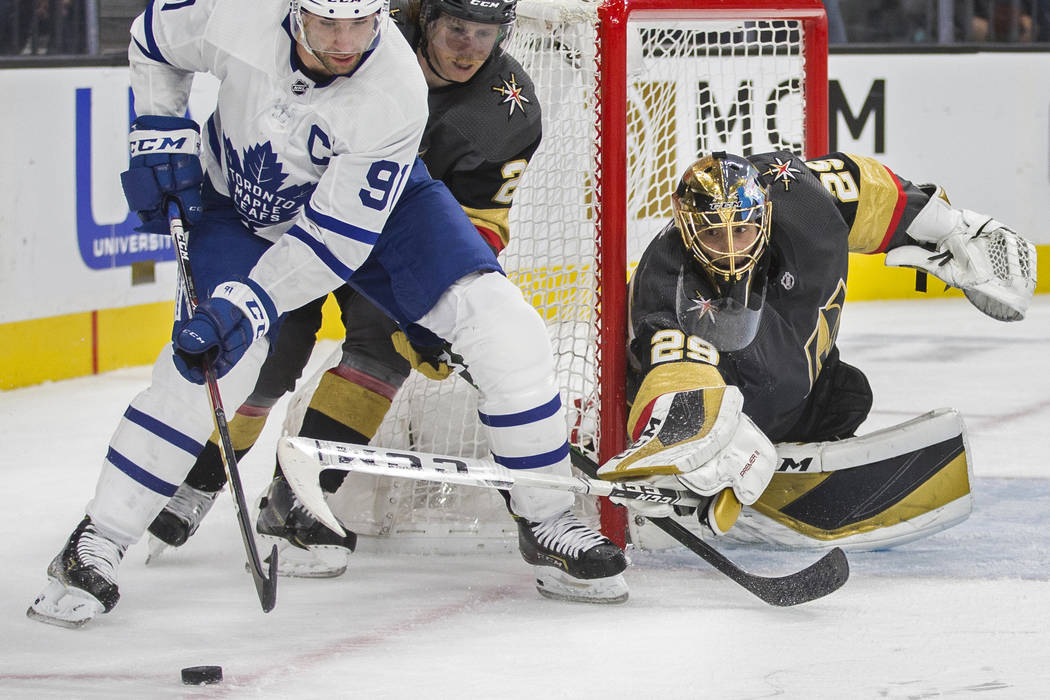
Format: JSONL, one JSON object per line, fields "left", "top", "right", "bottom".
{"left": 568, "top": 448, "right": 849, "bottom": 607}
{"left": 276, "top": 436, "right": 707, "bottom": 536}
{"left": 277, "top": 436, "right": 848, "bottom": 606}
{"left": 167, "top": 200, "right": 278, "bottom": 613}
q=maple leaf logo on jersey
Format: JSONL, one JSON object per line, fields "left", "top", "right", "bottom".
{"left": 765, "top": 158, "right": 800, "bottom": 191}
{"left": 223, "top": 138, "right": 315, "bottom": 232}
{"left": 492, "top": 74, "right": 530, "bottom": 117}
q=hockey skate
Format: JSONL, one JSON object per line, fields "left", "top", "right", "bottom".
{"left": 27, "top": 516, "right": 127, "bottom": 629}
{"left": 255, "top": 475, "right": 357, "bottom": 578}
{"left": 145, "top": 483, "right": 221, "bottom": 563}
{"left": 515, "top": 509, "right": 629, "bottom": 604}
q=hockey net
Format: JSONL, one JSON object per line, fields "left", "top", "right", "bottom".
{"left": 298, "top": 0, "right": 829, "bottom": 553}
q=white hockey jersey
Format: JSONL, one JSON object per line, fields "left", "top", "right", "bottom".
{"left": 129, "top": 0, "right": 428, "bottom": 314}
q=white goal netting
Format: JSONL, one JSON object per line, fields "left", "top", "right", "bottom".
{"left": 293, "top": 0, "right": 825, "bottom": 553}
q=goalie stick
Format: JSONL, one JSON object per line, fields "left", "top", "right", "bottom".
{"left": 167, "top": 200, "right": 278, "bottom": 613}
{"left": 276, "top": 436, "right": 849, "bottom": 606}
{"left": 567, "top": 448, "right": 849, "bottom": 607}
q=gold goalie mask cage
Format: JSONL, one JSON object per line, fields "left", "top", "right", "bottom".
{"left": 672, "top": 152, "right": 771, "bottom": 284}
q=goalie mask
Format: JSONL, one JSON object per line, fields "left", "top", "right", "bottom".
{"left": 672, "top": 153, "right": 772, "bottom": 351}
{"left": 291, "top": 0, "right": 384, "bottom": 64}
{"left": 418, "top": 0, "right": 516, "bottom": 84}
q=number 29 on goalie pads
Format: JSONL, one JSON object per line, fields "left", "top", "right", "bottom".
{"left": 632, "top": 408, "right": 974, "bottom": 553}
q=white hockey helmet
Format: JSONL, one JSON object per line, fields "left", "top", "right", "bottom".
{"left": 291, "top": 0, "right": 386, "bottom": 57}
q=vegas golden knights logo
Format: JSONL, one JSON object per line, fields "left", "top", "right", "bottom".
{"left": 804, "top": 280, "right": 847, "bottom": 387}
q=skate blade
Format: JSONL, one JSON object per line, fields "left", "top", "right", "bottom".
{"left": 26, "top": 579, "right": 104, "bottom": 629}
{"left": 534, "top": 568, "right": 629, "bottom": 604}
{"left": 252, "top": 535, "right": 349, "bottom": 579}
{"left": 144, "top": 535, "right": 171, "bottom": 565}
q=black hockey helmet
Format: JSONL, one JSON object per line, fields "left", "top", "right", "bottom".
{"left": 421, "top": 0, "right": 517, "bottom": 26}
{"left": 418, "top": 0, "right": 517, "bottom": 82}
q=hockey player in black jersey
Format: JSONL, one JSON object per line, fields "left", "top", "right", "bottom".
{"left": 597, "top": 152, "right": 1036, "bottom": 547}
{"left": 146, "top": 0, "right": 623, "bottom": 602}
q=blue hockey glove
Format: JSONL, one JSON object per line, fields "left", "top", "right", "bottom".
{"left": 120, "top": 115, "right": 204, "bottom": 235}
{"left": 172, "top": 280, "right": 278, "bottom": 383}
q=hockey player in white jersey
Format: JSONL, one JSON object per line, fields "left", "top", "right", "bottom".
{"left": 28, "top": 0, "right": 626, "bottom": 629}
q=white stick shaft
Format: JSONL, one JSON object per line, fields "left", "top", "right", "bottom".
{"left": 277, "top": 436, "right": 703, "bottom": 535}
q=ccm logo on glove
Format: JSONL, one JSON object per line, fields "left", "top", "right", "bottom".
{"left": 129, "top": 132, "right": 199, "bottom": 155}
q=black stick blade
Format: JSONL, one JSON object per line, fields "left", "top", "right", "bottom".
{"left": 650, "top": 517, "right": 849, "bottom": 607}
{"left": 254, "top": 545, "right": 279, "bottom": 612}
{"left": 569, "top": 447, "right": 849, "bottom": 607}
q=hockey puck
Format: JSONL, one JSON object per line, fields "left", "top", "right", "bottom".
{"left": 181, "top": 665, "right": 223, "bottom": 685}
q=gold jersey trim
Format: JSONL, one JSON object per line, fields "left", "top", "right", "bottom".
{"left": 463, "top": 205, "right": 511, "bottom": 249}
{"left": 845, "top": 153, "right": 904, "bottom": 254}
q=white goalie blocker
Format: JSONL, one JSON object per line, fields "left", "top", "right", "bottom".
{"left": 631, "top": 409, "right": 975, "bottom": 553}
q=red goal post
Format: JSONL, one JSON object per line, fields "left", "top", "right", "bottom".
{"left": 590, "top": 0, "right": 829, "bottom": 543}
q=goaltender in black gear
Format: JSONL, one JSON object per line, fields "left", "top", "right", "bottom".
{"left": 598, "top": 151, "right": 1037, "bottom": 545}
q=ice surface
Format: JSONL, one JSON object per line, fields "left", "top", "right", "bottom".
{"left": 1, "top": 297, "right": 1048, "bottom": 698}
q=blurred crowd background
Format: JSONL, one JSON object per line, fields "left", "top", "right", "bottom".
{"left": 2, "top": 1, "right": 1048, "bottom": 59}
{"left": 826, "top": 0, "right": 1050, "bottom": 43}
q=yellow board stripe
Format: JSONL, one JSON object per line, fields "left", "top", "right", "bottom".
{"left": 1, "top": 248, "right": 1047, "bottom": 391}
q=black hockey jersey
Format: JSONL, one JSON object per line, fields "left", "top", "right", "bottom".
{"left": 391, "top": 0, "right": 542, "bottom": 251}
{"left": 627, "top": 151, "right": 934, "bottom": 441}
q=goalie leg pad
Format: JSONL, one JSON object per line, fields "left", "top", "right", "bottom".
{"left": 736, "top": 409, "right": 973, "bottom": 550}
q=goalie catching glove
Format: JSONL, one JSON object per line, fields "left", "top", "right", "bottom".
{"left": 597, "top": 383, "right": 776, "bottom": 535}
{"left": 885, "top": 186, "right": 1037, "bottom": 321}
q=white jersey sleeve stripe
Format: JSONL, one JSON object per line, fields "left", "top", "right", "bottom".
{"left": 286, "top": 224, "right": 356, "bottom": 281}
{"left": 305, "top": 201, "right": 380, "bottom": 246}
